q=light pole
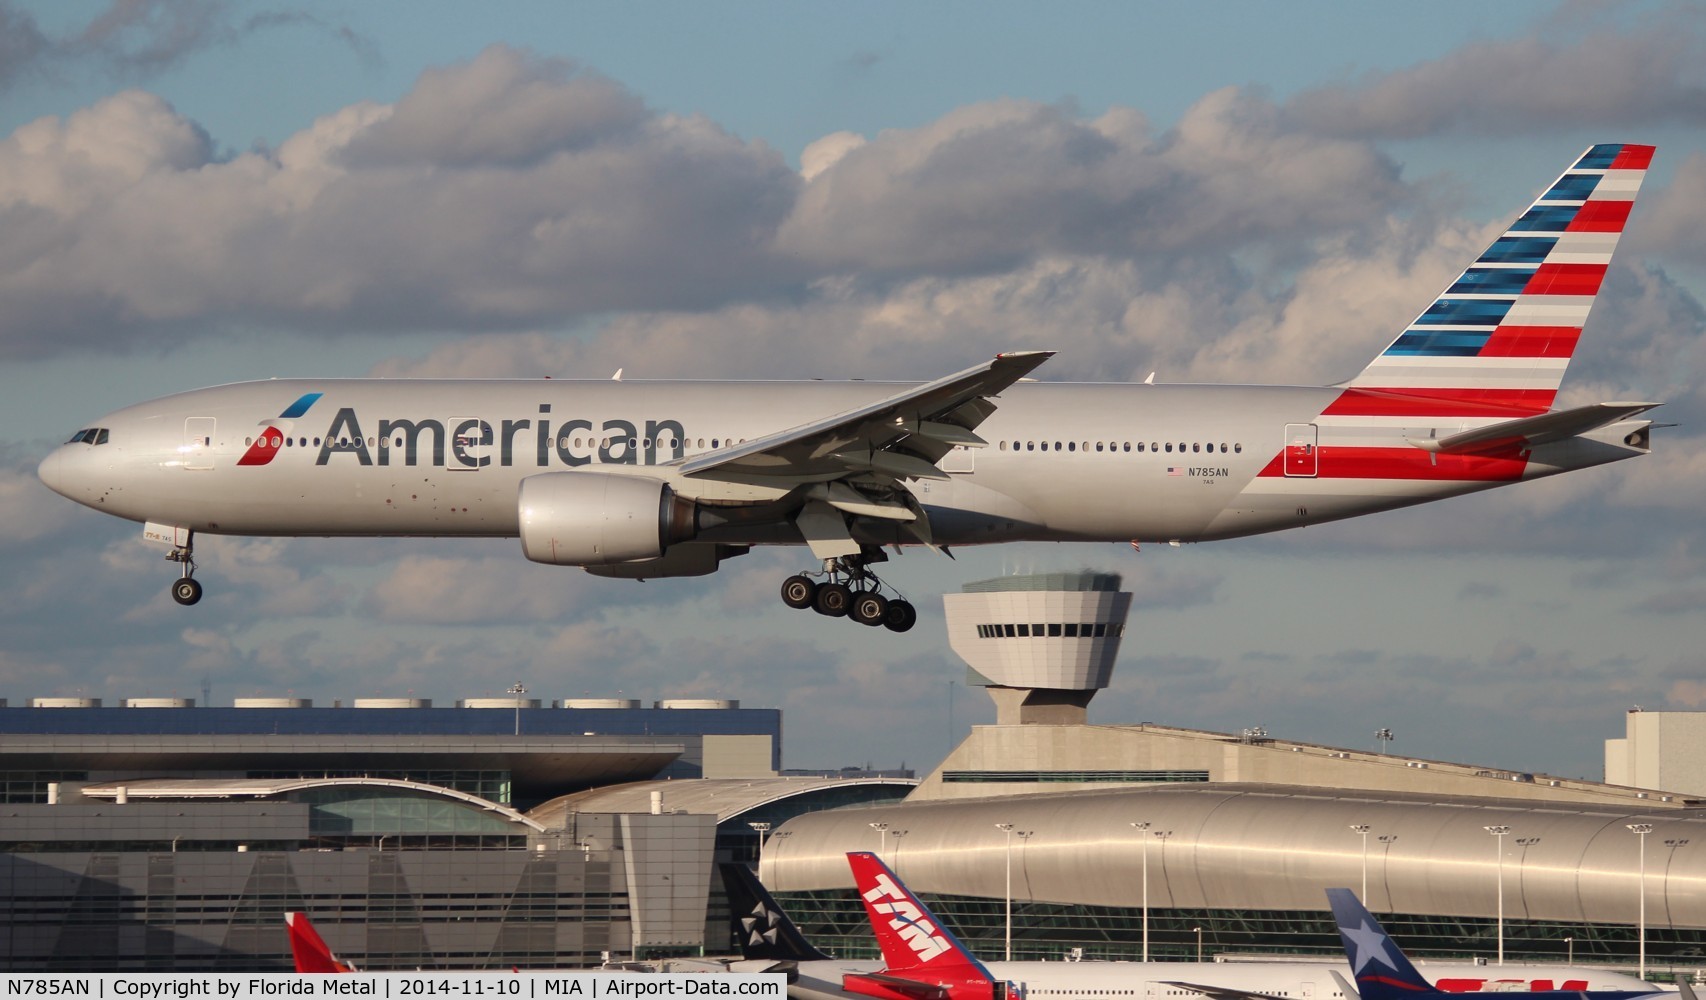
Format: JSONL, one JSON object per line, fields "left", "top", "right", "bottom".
{"left": 1131, "top": 822, "right": 1151, "bottom": 961}
{"left": 748, "top": 821, "right": 771, "bottom": 859}
{"left": 891, "top": 829, "right": 909, "bottom": 873}
{"left": 1194, "top": 925, "right": 1204, "bottom": 962}
{"left": 1564, "top": 936, "right": 1574, "bottom": 965}
{"left": 1485, "top": 825, "right": 1511, "bottom": 964}
{"left": 997, "top": 823, "right": 1015, "bottom": 962}
{"left": 507, "top": 682, "right": 527, "bottom": 736}
{"left": 1627, "top": 823, "right": 1653, "bottom": 979}
{"left": 870, "top": 821, "right": 889, "bottom": 858}
{"left": 1378, "top": 835, "right": 1399, "bottom": 911}
{"left": 1515, "top": 837, "right": 1541, "bottom": 919}
{"left": 1350, "top": 825, "right": 1371, "bottom": 900}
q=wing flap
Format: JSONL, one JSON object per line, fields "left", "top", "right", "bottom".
{"left": 679, "top": 352, "right": 1052, "bottom": 483}
{"left": 1409, "top": 401, "right": 1659, "bottom": 455}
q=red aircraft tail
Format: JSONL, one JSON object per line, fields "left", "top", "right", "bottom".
{"left": 843, "top": 851, "right": 1010, "bottom": 1000}
{"left": 285, "top": 912, "right": 356, "bottom": 973}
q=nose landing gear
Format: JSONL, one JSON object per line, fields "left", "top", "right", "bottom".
{"left": 167, "top": 536, "right": 202, "bottom": 606}
{"left": 779, "top": 552, "right": 917, "bottom": 633}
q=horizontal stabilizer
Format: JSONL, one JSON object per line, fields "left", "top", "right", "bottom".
{"left": 843, "top": 972, "right": 956, "bottom": 1000}
{"left": 1410, "top": 401, "right": 1659, "bottom": 455}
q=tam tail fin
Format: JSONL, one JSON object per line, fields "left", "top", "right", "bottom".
{"left": 1326, "top": 888, "right": 1436, "bottom": 1000}
{"left": 1345, "top": 144, "right": 1654, "bottom": 416}
{"left": 717, "top": 862, "right": 832, "bottom": 962}
{"left": 285, "top": 912, "right": 356, "bottom": 973}
{"left": 847, "top": 851, "right": 992, "bottom": 977}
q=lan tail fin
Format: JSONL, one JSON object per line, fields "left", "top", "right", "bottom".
{"left": 284, "top": 911, "right": 356, "bottom": 973}
{"left": 1345, "top": 143, "right": 1654, "bottom": 415}
{"left": 1326, "top": 889, "right": 1436, "bottom": 1000}
{"left": 717, "top": 862, "right": 833, "bottom": 962}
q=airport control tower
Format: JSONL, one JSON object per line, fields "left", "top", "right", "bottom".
{"left": 943, "top": 571, "right": 1131, "bottom": 725}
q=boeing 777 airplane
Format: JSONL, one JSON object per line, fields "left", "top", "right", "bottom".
{"left": 38, "top": 145, "right": 1658, "bottom": 632}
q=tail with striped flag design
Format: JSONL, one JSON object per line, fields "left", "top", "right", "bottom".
{"left": 1344, "top": 144, "right": 1653, "bottom": 417}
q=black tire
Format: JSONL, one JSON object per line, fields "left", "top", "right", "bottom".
{"left": 814, "top": 582, "right": 851, "bottom": 617}
{"left": 883, "top": 599, "right": 917, "bottom": 633}
{"left": 171, "top": 578, "right": 203, "bottom": 606}
{"left": 850, "top": 591, "right": 888, "bottom": 627}
{"left": 780, "top": 575, "right": 818, "bottom": 609}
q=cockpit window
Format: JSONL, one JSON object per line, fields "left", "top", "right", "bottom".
{"left": 93, "top": 428, "right": 109, "bottom": 445}
{"left": 66, "top": 429, "right": 91, "bottom": 444}
{"left": 64, "top": 428, "right": 110, "bottom": 445}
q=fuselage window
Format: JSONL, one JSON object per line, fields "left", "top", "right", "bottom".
{"left": 285, "top": 437, "right": 293, "bottom": 447}
{"left": 1137, "top": 442, "right": 1146, "bottom": 452}
{"left": 1000, "top": 441, "right": 1008, "bottom": 451}
{"left": 1235, "top": 443, "right": 1243, "bottom": 453}
{"left": 712, "top": 439, "right": 720, "bottom": 448}
{"left": 1055, "top": 441, "right": 1063, "bottom": 450}
{"left": 1027, "top": 441, "right": 1035, "bottom": 451}
{"left": 1192, "top": 442, "right": 1200, "bottom": 453}
{"left": 1068, "top": 442, "right": 1076, "bottom": 452}
{"left": 1040, "top": 441, "right": 1049, "bottom": 451}
{"left": 1165, "top": 442, "right": 1173, "bottom": 453}
{"left": 314, "top": 437, "right": 322, "bottom": 446}
{"left": 1095, "top": 442, "right": 1104, "bottom": 452}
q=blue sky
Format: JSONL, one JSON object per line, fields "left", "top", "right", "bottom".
{"left": 4, "top": 0, "right": 1706, "bottom": 780}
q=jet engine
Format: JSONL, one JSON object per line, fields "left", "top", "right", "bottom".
{"left": 518, "top": 472, "right": 698, "bottom": 566}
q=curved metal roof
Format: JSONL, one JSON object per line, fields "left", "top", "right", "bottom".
{"left": 529, "top": 775, "right": 916, "bottom": 827}
{"left": 762, "top": 782, "right": 1706, "bottom": 927}
{"left": 78, "top": 776, "right": 545, "bottom": 831}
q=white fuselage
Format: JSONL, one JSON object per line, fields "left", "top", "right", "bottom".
{"left": 37, "top": 377, "right": 1649, "bottom": 550}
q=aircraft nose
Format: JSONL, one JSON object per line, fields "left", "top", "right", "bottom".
{"left": 37, "top": 447, "right": 73, "bottom": 498}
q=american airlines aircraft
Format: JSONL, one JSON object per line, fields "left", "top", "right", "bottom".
{"left": 720, "top": 856, "right": 1656, "bottom": 1000}
{"left": 38, "top": 144, "right": 1657, "bottom": 632}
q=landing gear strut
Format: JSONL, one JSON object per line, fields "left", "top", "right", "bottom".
{"left": 167, "top": 534, "right": 202, "bottom": 606}
{"left": 778, "top": 549, "right": 916, "bottom": 633}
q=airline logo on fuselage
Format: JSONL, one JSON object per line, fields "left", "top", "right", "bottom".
{"left": 253, "top": 404, "right": 691, "bottom": 470}
{"left": 237, "top": 392, "right": 324, "bottom": 467}
{"left": 861, "top": 871, "right": 952, "bottom": 963}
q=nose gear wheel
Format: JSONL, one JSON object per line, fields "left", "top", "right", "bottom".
{"left": 166, "top": 533, "right": 202, "bottom": 606}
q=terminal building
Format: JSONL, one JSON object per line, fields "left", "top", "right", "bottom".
{"left": 6, "top": 576, "right": 1706, "bottom": 975}
{"left": 756, "top": 573, "right": 1706, "bottom": 975}
{"left": 0, "top": 695, "right": 912, "bottom": 971}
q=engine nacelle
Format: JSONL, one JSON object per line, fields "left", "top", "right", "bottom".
{"left": 518, "top": 472, "right": 697, "bottom": 566}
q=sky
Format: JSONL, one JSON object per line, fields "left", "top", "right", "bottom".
{"left": 4, "top": 0, "right": 1706, "bottom": 781}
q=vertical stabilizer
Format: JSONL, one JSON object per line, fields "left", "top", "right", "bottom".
{"left": 1344, "top": 144, "right": 1654, "bottom": 414}
{"left": 284, "top": 911, "right": 356, "bottom": 973}
{"left": 847, "top": 851, "right": 991, "bottom": 977}
{"left": 717, "top": 862, "right": 832, "bottom": 962}
{"left": 1326, "top": 889, "right": 1435, "bottom": 1000}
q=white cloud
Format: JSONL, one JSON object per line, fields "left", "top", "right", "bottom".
{"left": 1283, "top": 21, "right": 1706, "bottom": 137}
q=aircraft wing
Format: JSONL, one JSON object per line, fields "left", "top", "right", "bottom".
{"left": 1158, "top": 982, "right": 1291, "bottom": 1000}
{"left": 1410, "top": 401, "right": 1659, "bottom": 455}
{"left": 677, "top": 352, "right": 1053, "bottom": 484}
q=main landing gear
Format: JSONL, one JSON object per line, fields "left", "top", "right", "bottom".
{"left": 167, "top": 534, "right": 202, "bottom": 606}
{"left": 780, "top": 553, "right": 917, "bottom": 633}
